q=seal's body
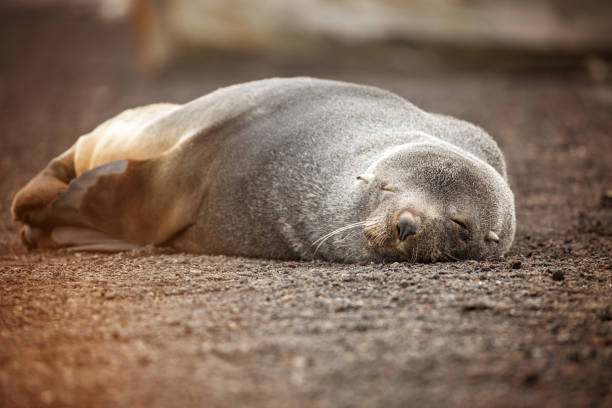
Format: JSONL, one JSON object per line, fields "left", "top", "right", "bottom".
{"left": 12, "top": 77, "right": 515, "bottom": 262}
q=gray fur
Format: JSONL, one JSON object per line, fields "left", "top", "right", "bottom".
{"left": 13, "top": 77, "right": 516, "bottom": 262}
{"left": 167, "top": 77, "right": 515, "bottom": 262}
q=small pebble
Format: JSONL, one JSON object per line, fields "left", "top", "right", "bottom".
{"left": 523, "top": 372, "right": 540, "bottom": 387}
{"left": 552, "top": 270, "right": 565, "bottom": 281}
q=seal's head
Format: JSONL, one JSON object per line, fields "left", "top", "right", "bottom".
{"left": 358, "top": 142, "right": 515, "bottom": 262}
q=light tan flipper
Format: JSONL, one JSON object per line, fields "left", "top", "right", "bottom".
{"left": 15, "top": 150, "right": 201, "bottom": 248}
{"left": 74, "top": 154, "right": 201, "bottom": 245}
{"left": 11, "top": 102, "right": 196, "bottom": 251}
{"left": 11, "top": 146, "right": 76, "bottom": 226}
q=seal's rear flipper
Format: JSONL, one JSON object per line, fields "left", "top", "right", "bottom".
{"left": 16, "top": 142, "right": 199, "bottom": 249}
{"left": 78, "top": 157, "right": 198, "bottom": 245}
{"left": 21, "top": 160, "right": 130, "bottom": 230}
{"left": 11, "top": 147, "right": 76, "bottom": 225}
{"left": 33, "top": 155, "right": 198, "bottom": 247}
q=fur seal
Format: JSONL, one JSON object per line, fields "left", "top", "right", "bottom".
{"left": 11, "top": 77, "right": 515, "bottom": 262}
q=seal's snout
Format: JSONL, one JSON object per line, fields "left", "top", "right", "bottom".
{"left": 396, "top": 211, "right": 421, "bottom": 241}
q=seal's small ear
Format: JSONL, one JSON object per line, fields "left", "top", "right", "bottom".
{"left": 486, "top": 231, "right": 500, "bottom": 243}
{"left": 356, "top": 173, "right": 375, "bottom": 184}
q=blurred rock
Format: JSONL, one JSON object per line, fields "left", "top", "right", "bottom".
{"left": 601, "top": 190, "right": 612, "bottom": 208}
{"left": 586, "top": 55, "right": 610, "bottom": 82}
{"left": 127, "top": 0, "right": 612, "bottom": 69}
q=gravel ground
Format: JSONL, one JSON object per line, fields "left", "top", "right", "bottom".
{"left": 1, "top": 5, "right": 611, "bottom": 408}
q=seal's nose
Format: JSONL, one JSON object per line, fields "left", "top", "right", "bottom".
{"left": 397, "top": 212, "right": 421, "bottom": 241}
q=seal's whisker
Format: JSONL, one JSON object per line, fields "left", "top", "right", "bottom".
{"left": 431, "top": 248, "right": 439, "bottom": 263}
{"left": 378, "top": 232, "right": 389, "bottom": 246}
{"left": 363, "top": 218, "right": 389, "bottom": 247}
{"left": 427, "top": 245, "right": 437, "bottom": 262}
{"left": 442, "top": 250, "right": 459, "bottom": 262}
{"left": 368, "top": 227, "right": 388, "bottom": 247}
{"left": 312, "top": 221, "right": 371, "bottom": 256}
{"left": 336, "top": 229, "right": 364, "bottom": 245}
{"left": 312, "top": 221, "right": 370, "bottom": 246}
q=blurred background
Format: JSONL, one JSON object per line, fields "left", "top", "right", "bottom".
{"left": 122, "top": 0, "right": 612, "bottom": 72}
{"left": 6, "top": 0, "right": 612, "bottom": 72}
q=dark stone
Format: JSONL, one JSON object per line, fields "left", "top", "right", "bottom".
{"left": 552, "top": 270, "right": 565, "bottom": 281}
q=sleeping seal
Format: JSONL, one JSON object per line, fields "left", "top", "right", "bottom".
{"left": 11, "top": 77, "right": 515, "bottom": 262}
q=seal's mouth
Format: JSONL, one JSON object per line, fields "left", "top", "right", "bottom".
{"left": 363, "top": 214, "right": 455, "bottom": 263}
{"left": 363, "top": 215, "right": 393, "bottom": 249}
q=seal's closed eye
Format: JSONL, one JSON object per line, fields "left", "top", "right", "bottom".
{"left": 380, "top": 184, "right": 396, "bottom": 192}
{"left": 452, "top": 218, "right": 468, "bottom": 229}
{"left": 356, "top": 174, "right": 375, "bottom": 183}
